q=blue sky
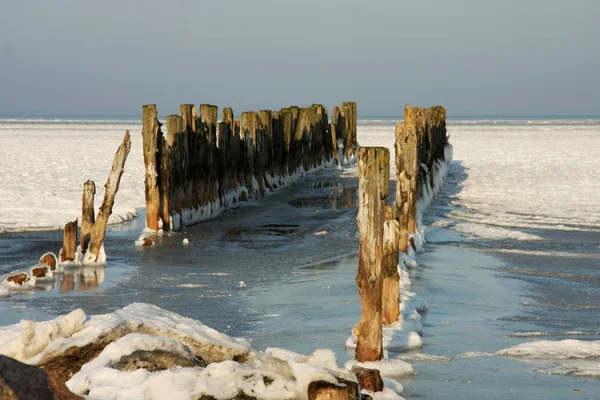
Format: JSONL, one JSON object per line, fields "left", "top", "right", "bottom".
{"left": 1, "top": 0, "right": 598, "bottom": 117}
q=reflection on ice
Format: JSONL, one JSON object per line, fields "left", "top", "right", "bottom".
{"left": 59, "top": 266, "right": 106, "bottom": 293}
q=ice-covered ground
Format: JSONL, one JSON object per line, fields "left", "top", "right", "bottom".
{"left": 0, "top": 119, "right": 145, "bottom": 233}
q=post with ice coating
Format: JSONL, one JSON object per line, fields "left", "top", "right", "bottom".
{"left": 382, "top": 206, "right": 400, "bottom": 325}
{"left": 80, "top": 180, "right": 96, "bottom": 252}
{"left": 355, "top": 146, "right": 389, "bottom": 362}
{"left": 142, "top": 105, "right": 162, "bottom": 231}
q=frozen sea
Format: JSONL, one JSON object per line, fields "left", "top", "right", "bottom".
{"left": 1, "top": 117, "right": 599, "bottom": 399}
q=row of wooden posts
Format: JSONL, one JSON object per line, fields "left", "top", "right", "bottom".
{"left": 354, "top": 105, "right": 448, "bottom": 362}
{"left": 142, "top": 102, "right": 357, "bottom": 231}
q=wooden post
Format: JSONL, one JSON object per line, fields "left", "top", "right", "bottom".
{"left": 342, "top": 102, "right": 357, "bottom": 161}
{"left": 259, "top": 110, "right": 274, "bottom": 189}
{"left": 60, "top": 219, "right": 78, "bottom": 262}
{"left": 199, "top": 104, "right": 218, "bottom": 205}
{"left": 396, "top": 106, "right": 419, "bottom": 238}
{"left": 162, "top": 115, "right": 181, "bottom": 231}
{"left": 355, "top": 146, "right": 389, "bottom": 362}
{"left": 281, "top": 108, "right": 293, "bottom": 176}
{"left": 142, "top": 105, "right": 162, "bottom": 231}
{"left": 382, "top": 216, "right": 400, "bottom": 325}
{"left": 181, "top": 104, "right": 197, "bottom": 214}
{"left": 80, "top": 180, "right": 95, "bottom": 252}
{"left": 87, "top": 131, "right": 132, "bottom": 261}
{"left": 241, "top": 112, "right": 257, "bottom": 195}
{"left": 271, "top": 111, "right": 284, "bottom": 179}
{"left": 295, "top": 108, "right": 312, "bottom": 172}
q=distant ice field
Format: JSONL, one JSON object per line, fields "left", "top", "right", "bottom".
{"left": 359, "top": 117, "right": 600, "bottom": 240}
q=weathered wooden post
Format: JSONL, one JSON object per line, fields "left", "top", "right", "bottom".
{"left": 80, "top": 180, "right": 95, "bottom": 252}
{"left": 395, "top": 106, "right": 419, "bottom": 241}
{"left": 271, "top": 111, "right": 284, "bottom": 179}
{"left": 142, "top": 105, "right": 162, "bottom": 231}
{"left": 86, "top": 131, "right": 131, "bottom": 262}
{"left": 199, "top": 104, "right": 219, "bottom": 205}
{"left": 60, "top": 219, "right": 78, "bottom": 262}
{"left": 382, "top": 206, "right": 400, "bottom": 325}
{"left": 162, "top": 115, "right": 181, "bottom": 230}
{"left": 241, "top": 112, "right": 257, "bottom": 195}
{"left": 342, "top": 102, "right": 357, "bottom": 161}
{"left": 355, "top": 146, "right": 389, "bottom": 362}
{"left": 181, "top": 104, "right": 197, "bottom": 213}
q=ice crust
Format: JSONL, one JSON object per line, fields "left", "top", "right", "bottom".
{"left": 0, "top": 304, "right": 365, "bottom": 400}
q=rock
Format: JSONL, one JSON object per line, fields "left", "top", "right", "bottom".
{"left": 351, "top": 366, "right": 383, "bottom": 392}
{"left": 0, "top": 355, "right": 82, "bottom": 399}
{"left": 39, "top": 253, "right": 58, "bottom": 271}
{"left": 142, "top": 237, "right": 153, "bottom": 247}
{"left": 31, "top": 266, "right": 49, "bottom": 278}
{"left": 308, "top": 378, "right": 360, "bottom": 400}
{"left": 6, "top": 273, "right": 29, "bottom": 286}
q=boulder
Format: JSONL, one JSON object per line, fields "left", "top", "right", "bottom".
{"left": 0, "top": 355, "right": 82, "bottom": 399}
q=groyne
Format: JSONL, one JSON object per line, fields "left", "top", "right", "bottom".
{"left": 142, "top": 102, "right": 357, "bottom": 231}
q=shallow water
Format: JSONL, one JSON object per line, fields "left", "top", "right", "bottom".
{"left": 1, "top": 118, "right": 600, "bottom": 399}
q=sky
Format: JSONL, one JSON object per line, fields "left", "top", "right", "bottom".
{"left": 1, "top": 0, "right": 599, "bottom": 118}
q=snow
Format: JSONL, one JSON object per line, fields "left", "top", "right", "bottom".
{"left": 495, "top": 339, "right": 600, "bottom": 359}
{"left": 0, "top": 309, "right": 86, "bottom": 361}
{"left": 344, "top": 358, "right": 414, "bottom": 378}
{"left": 66, "top": 334, "right": 357, "bottom": 400}
{"left": 382, "top": 377, "right": 404, "bottom": 394}
{"left": 0, "top": 119, "right": 144, "bottom": 234}
{"left": 533, "top": 361, "right": 600, "bottom": 377}
{"left": 363, "top": 387, "right": 406, "bottom": 400}
{"left": 0, "top": 286, "right": 9, "bottom": 298}
{"left": 345, "top": 328, "right": 423, "bottom": 352}
{"left": 0, "top": 303, "right": 251, "bottom": 366}
{"left": 67, "top": 333, "right": 200, "bottom": 395}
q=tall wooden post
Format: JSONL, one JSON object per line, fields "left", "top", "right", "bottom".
{"left": 181, "top": 104, "right": 197, "bottom": 214}
{"left": 80, "top": 180, "right": 95, "bottom": 252}
{"left": 200, "top": 104, "right": 219, "bottom": 204}
{"left": 355, "top": 147, "right": 389, "bottom": 362}
{"left": 382, "top": 215, "right": 400, "bottom": 325}
{"left": 142, "top": 105, "right": 162, "bottom": 231}
{"left": 241, "top": 112, "right": 257, "bottom": 195}
{"left": 342, "top": 102, "right": 357, "bottom": 161}
{"left": 87, "top": 131, "right": 132, "bottom": 261}
{"left": 162, "top": 115, "right": 181, "bottom": 230}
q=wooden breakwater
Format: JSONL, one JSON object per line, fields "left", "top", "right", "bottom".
{"left": 142, "top": 102, "right": 357, "bottom": 231}
{"left": 354, "top": 105, "right": 448, "bottom": 363}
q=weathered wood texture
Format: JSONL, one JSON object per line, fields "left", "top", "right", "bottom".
{"left": 87, "top": 131, "right": 132, "bottom": 259}
{"left": 80, "top": 180, "right": 95, "bottom": 252}
{"left": 142, "top": 105, "right": 162, "bottom": 231}
{"left": 394, "top": 104, "right": 447, "bottom": 252}
{"left": 142, "top": 102, "right": 356, "bottom": 231}
{"left": 382, "top": 218, "right": 400, "bottom": 325}
{"left": 60, "top": 219, "right": 78, "bottom": 262}
{"left": 355, "top": 147, "right": 389, "bottom": 362}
